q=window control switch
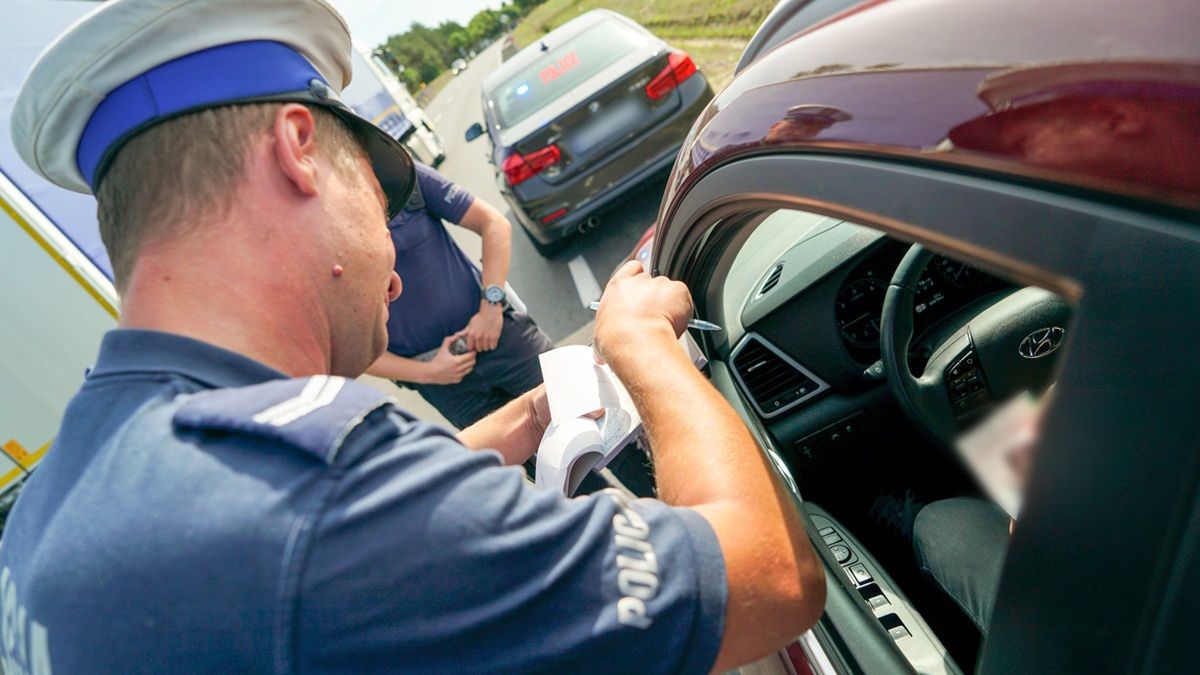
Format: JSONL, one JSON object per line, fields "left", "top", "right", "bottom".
{"left": 878, "top": 613, "right": 910, "bottom": 640}
{"left": 858, "top": 583, "right": 889, "bottom": 609}
{"left": 848, "top": 563, "right": 873, "bottom": 585}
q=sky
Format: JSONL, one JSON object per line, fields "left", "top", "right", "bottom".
{"left": 332, "top": 0, "right": 508, "bottom": 49}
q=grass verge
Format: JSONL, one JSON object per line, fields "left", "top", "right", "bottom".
{"left": 512, "top": 0, "right": 776, "bottom": 93}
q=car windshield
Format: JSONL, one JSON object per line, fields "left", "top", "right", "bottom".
{"left": 489, "top": 19, "right": 642, "bottom": 128}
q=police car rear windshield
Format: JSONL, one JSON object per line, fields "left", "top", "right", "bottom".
{"left": 490, "top": 20, "right": 642, "bottom": 128}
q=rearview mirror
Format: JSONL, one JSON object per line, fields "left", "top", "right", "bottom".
{"left": 465, "top": 123, "right": 484, "bottom": 142}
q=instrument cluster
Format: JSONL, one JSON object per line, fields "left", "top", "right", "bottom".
{"left": 834, "top": 246, "right": 1006, "bottom": 362}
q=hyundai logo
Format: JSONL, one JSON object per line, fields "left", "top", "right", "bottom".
{"left": 1018, "top": 327, "right": 1065, "bottom": 359}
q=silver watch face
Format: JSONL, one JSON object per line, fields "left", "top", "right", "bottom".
{"left": 485, "top": 285, "right": 506, "bottom": 303}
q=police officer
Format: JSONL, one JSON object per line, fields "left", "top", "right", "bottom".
{"left": 365, "top": 162, "right": 555, "bottom": 430}
{"left": 0, "top": 1, "right": 825, "bottom": 673}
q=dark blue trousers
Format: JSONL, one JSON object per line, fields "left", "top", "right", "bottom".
{"left": 412, "top": 309, "right": 554, "bottom": 429}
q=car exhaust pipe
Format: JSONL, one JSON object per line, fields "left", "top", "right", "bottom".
{"left": 577, "top": 216, "right": 600, "bottom": 234}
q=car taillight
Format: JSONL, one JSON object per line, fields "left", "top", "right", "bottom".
{"left": 502, "top": 145, "right": 561, "bottom": 187}
{"left": 645, "top": 51, "right": 697, "bottom": 101}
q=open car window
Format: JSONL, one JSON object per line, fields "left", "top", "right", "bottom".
{"left": 703, "top": 205, "right": 1075, "bottom": 671}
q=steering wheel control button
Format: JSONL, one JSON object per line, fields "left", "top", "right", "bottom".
{"left": 945, "top": 348, "right": 992, "bottom": 420}
{"left": 830, "top": 544, "right": 852, "bottom": 564}
{"left": 863, "top": 360, "right": 886, "bottom": 381}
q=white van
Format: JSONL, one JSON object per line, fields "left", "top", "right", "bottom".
{"left": 349, "top": 46, "right": 447, "bottom": 168}
{"left": 1, "top": 2, "right": 121, "bottom": 514}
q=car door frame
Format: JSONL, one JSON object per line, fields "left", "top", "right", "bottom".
{"left": 653, "top": 152, "right": 1200, "bottom": 673}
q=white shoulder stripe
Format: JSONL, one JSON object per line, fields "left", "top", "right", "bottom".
{"left": 267, "top": 378, "right": 346, "bottom": 427}
{"left": 252, "top": 376, "right": 347, "bottom": 427}
{"left": 252, "top": 375, "right": 328, "bottom": 424}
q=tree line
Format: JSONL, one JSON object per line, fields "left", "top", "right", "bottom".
{"left": 375, "top": 0, "right": 546, "bottom": 92}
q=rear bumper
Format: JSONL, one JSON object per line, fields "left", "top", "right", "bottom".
{"left": 508, "top": 144, "right": 680, "bottom": 244}
{"left": 502, "top": 74, "right": 713, "bottom": 244}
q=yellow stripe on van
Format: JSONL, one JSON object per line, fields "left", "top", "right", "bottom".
{"left": 0, "top": 465, "right": 23, "bottom": 490}
{"left": 0, "top": 440, "right": 50, "bottom": 491}
{"left": 371, "top": 103, "right": 402, "bottom": 125}
{"left": 0, "top": 195, "right": 119, "bottom": 319}
{"left": 2, "top": 439, "right": 50, "bottom": 469}
{"left": 3, "top": 439, "right": 49, "bottom": 470}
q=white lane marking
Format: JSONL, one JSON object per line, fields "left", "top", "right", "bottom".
{"left": 567, "top": 255, "right": 603, "bottom": 307}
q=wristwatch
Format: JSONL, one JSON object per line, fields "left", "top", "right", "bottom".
{"left": 483, "top": 284, "right": 507, "bottom": 306}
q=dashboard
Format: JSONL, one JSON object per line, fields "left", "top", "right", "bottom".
{"left": 725, "top": 219, "right": 1012, "bottom": 456}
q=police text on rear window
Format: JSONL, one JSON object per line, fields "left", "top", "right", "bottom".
{"left": 491, "top": 20, "right": 642, "bottom": 128}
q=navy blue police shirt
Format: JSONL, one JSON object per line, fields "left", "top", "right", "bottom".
{"left": 0, "top": 329, "right": 727, "bottom": 674}
{"left": 385, "top": 163, "right": 484, "bottom": 356}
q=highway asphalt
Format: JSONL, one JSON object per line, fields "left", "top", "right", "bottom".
{"left": 421, "top": 39, "right": 669, "bottom": 343}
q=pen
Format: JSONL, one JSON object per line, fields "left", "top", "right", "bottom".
{"left": 588, "top": 301, "right": 722, "bottom": 332}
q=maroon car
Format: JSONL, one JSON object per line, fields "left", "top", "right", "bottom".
{"left": 646, "top": 0, "right": 1200, "bottom": 672}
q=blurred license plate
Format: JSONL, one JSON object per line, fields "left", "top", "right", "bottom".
{"left": 571, "top": 98, "right": 643, "bottom": 155}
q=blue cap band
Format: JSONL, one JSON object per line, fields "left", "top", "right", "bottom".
{"left": 77, "top": 41, "right": 326, "bottom": 188}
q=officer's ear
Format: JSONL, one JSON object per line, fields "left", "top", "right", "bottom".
{"left": 272, "top": 103, "right": 320, "bottom": 198}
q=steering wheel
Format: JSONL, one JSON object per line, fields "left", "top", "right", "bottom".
{"left": 879, "top": 245, "right": 1071, "bottom": 445}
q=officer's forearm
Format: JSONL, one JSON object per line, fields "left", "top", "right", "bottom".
{"left": 456, "top": 388, "right": 544, "bottom": 465}
{"left": 606, "top": 329, "right": 826, "bottom": 668}
{"left": 478, "top": 220, "right": 510, "bottom": 300}
{"left": 461, "top": 199, "right": 511, "bottom": 291}
{"left": 366, "top": 351, "right": 431, "bottom": 385}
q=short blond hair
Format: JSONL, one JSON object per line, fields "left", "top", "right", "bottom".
{"left": 96, "top": 103, "right": 362, "bottom": 290}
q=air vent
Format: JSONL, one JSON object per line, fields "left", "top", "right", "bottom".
{"left": 731, "top": 335, "right": 829, "bottom": 418}
{"left": 758, "top": 263, "right": 784, "bottom": 296}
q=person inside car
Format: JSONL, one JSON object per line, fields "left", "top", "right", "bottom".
{"left": 914, "top": 389, "right": 1049, "bottom": 632}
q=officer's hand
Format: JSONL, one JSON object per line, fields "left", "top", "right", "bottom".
{"left": 463, "top": 304, "right": 504, "bottom": 352}
{"left": 425, "top": 334, "right": 476, "bottom": 385}
{"left": 527, "top": 384, "right": 552, "bottom": 435}
{"left": 524, "top": 384, "right": 601, "bottom": 440}
{"left": 594, "top": 261, "right": 692, "bottom": 367}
